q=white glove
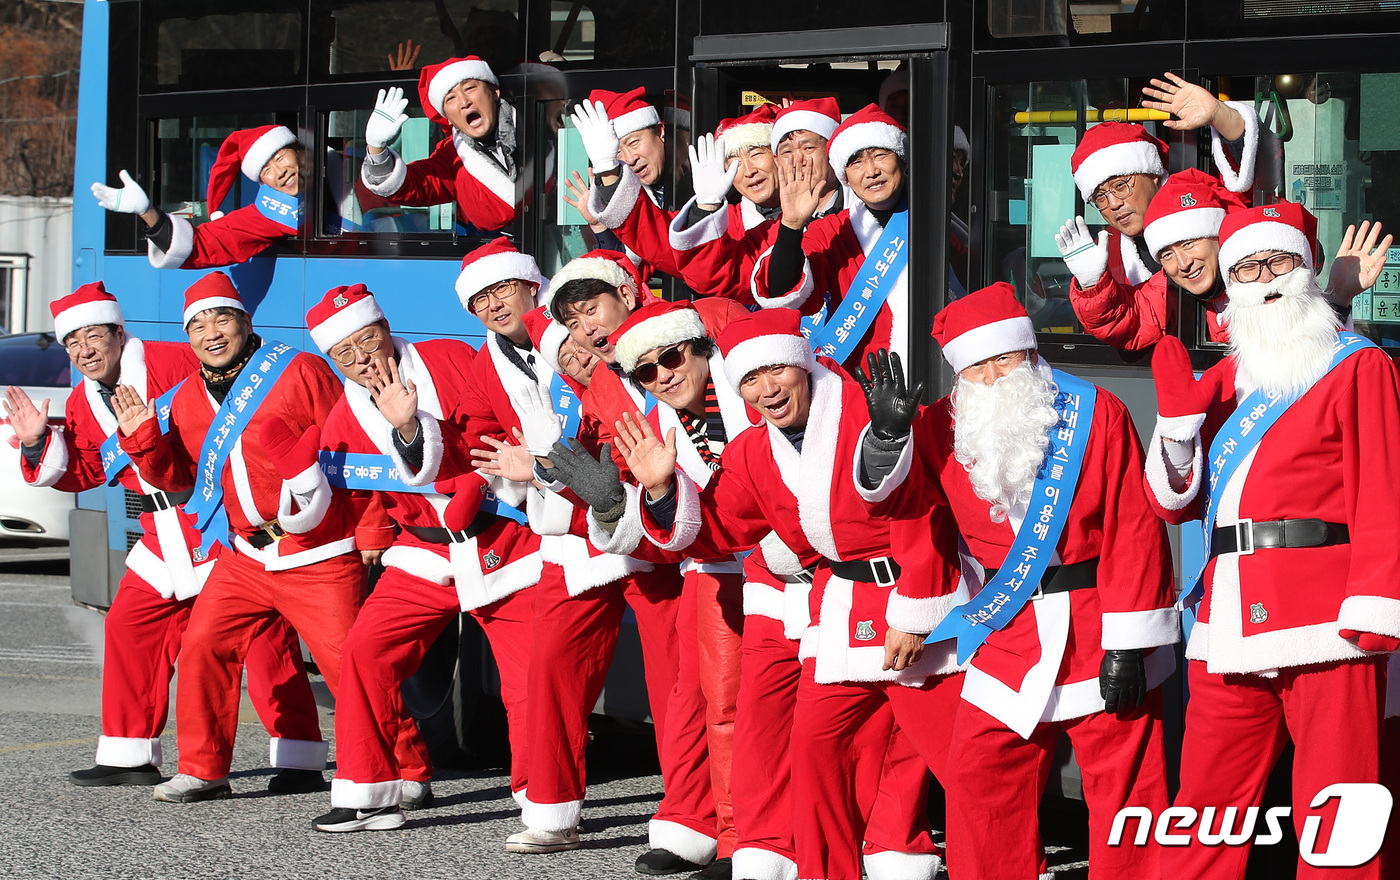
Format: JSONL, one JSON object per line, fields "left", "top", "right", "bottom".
{"left": 570, "top": 100, "right": 620, "bottom": 173}
{"left": 689, "top": 134, "right": 738, "bottom": 206}
{"left": 90, "top": 170, "right": 150, "bottom": 216}
{"left": 366, "top": 87, "right": 410, "bottom": 149}
{"left": 518, "top": 383, "right": 565, "bottom": 456}
{"left": 1055, "top": 216, "right": 1110, "bottom": 289}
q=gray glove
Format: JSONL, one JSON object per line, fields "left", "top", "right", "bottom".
{"left": 546, "top": 438, "right": 626, "bottom": 513}
{"left": 1099, "top": 650, "right": 1147, "bottom": 713}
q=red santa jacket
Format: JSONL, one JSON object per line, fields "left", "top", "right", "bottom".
{"left": 638, "top": 360, "right": 963, "bottom": 685}
{"left": 361, "top": 133, "right": 516, "bottom": 233}
{"left": 120, "top": 349, "right": 366, "bottom": 571}
{"left": 588, "top": 167, "right": 684, "bottom": 280}
{"left": 148, "top": 204, "right": 296, "bottom": 270}
{"left": 310, "top": 338, "right": 540, "bottom": 610}
{"left": 1144, "top": 346, "right": 1400, "bottom": 675}
{"left": 1071, "top": 265, "right": 1228, "bottom": 350}
{"left": 862, "top": 365, "right": 1177, "bottom": 736}
{"left": 23, "top": 337, "right": 212, "bottom": 599}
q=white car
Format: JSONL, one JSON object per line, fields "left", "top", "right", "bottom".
{"left": 0, "top": 332, "right": 75, "bottom": 543}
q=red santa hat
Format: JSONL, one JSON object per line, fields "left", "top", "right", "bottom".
{"left": 419, "top": 56, "right": 499, "bottom": 127}
{"left": 182, "top": 272, "right": 247, "bottom": 327}
{"left": 52, "top": 282, "right": 124, "bottom": 342}
{"left": 664, "top": 89, "right": 692, "bottom": 131}
{"left": 931, "top": 282, "right": 1037, "bottom": 375}
{"left": 718, "top": 309, "right": 816, "bottom": 392}
{"left": 769, "top": 97, "right": 841, "bottom": 151}
{"left": 1142, "top": 169, "right": 1247, "bottom": 259}
{"left": 827, "top": 104, "right": 908, "bottom": 187}
{"left": 1217, "top": 200, "right": 1319, "bottom": 285}
{"left": 306, "top": 284, "right": 385, "bottom": 354}
{"left": 609, "top": 300, "right": 709, "bottom": 374}
{"left": 455, "top": 236, "right": 547, "bottom": 310}
{"left": 1069, "top": 121, "right": 1168, "bottom": 201}
{"left": 206, "top": 124, "right": 298, "bottom": 216}
{"left": 523, "top": 307, "right": 572, "bottom": 375}
{"left": 589, "top": 87, "right": 661, "bottom": 139}
{"left": 550, "top": 249, "right": 650, "bottom": 298}
{"left": 716, "top": 104, "right": 778, "bottom": 159}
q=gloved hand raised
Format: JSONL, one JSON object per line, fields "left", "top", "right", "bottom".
{"left": 91, "top": 170, "right": 150, "bottom": 216}
{"left": 259, "top": 417, "right": 322, "bottom": 480}
{"left": 1055, "top": 216, "right": 1110, "bottom": 289}
{"left": 546, "top": 438, "right": 626, "bottom": 513}
{"left": 855, "top": 349, "right": 924, "bottom": 441}
{"left": 366, "top": 87, "right": 410, "bottom": 149}
{"left": 570, "top": 100, "right": 620, "bottom": 174}
{"left": 517, "top": 383, "right": 564, "bottom": 457}
{"left": 1151, "top": 335, "right": 1220, "bottom": 438}
{"left": 689, "top": 133, "right": 738, "bottom": 206}
{"left": 1099, "top": 649, "right": 1147, "bottom": 713}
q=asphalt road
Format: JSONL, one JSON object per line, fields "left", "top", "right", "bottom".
{"left": 0, "top": 547, "right": 1099, "bottom": 880}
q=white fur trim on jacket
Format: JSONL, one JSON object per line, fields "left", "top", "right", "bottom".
{"left": 644, "top": 471, "right": 703, "bottom": 553}
{"left": 276, "top": 463, "right": 332, "bottom": 534}
{"left": 268, "top": 736, "right": 329, "bottom": 771}
{"left": 452, "top": 127, "right": 517, "bottom": 208}
{"left": 383, "top": 545, "right": 453, "bottom": 585}
{"left": 886, "top": 589, "right": 960, "bottom": 637}
{"left": 588, "top": 165, "right": 645, "bottom": 231}
{"left": 385, "top": 415, "right": 444, "bottom": 486}
{"left": 95, "top": 735, "right": 161, "bottom": 769}
{"left": 852, "top": 425, "right": 912, "bottom": 504}
{"left": 53, "top": 299, "right": 124, "bottom": 342}
{"left": 124, "top": 539, "right": 215, "bottom": 601}
{"left": 829, "top": 122, "right": 908, "bottom": 187}
{"left": 309, "top": 296, "right": 385, "bottom": 354}
{"left": 616, "top": 308, "right": 708, "bottom": 373}
{"left": 863, "top": 848, "right": 943, "bottom": 880}
{"left": 330, "top": 777, "right": 401, "bottom": 810}
{"left": 801, "top": 573, "right": 951, "bottom": 686}
{"left": 361, "top": 148, "right": 409, "bottom": 197}
{"left": 722, "top": 328, "right": 817, "bottom": 394}
{"left": 232, "top": 534, "right": 357, "bottom": 572}
{"left": 520, "top": 792, "right": 582, "bottom": 833}
{"left": 241, "top": 126, "right": 298, "bottom": 180}
{"left": 787, "top": 365, "right": 843, "bottom": 561}
{"left": 732, "top": 847, "right": 796, "bottom": 880}
{"left": 743, "top": 581, "right": 787, "bottom": 621}
{"left": 540, "top": 533, "right": 654, "bottom": 596}
{"left": 648, "top": 818, "right": 719, "bottom": 865}
{"left": 148, "top": 214, "right": 195, "bottom": 269}
{"left": 668, "top": 196, "right": 730, "bottom": 252}
{"left": 1144, "top": 427, "right": 1202, "bottom": 512}
{"left": 457, "top": 548, "right": 541, "bottom": 612}
{"left": 1338, "top": 595, "right": 1400, "bottom": 641}
{"left": 588, "top": 483, "right": 647, "bottom": 556}
{"left": 940, "top": 316, "right": 1038, "bottom": 375}
{"left": 25, "top": 427, "right": 69, "bottom": 488}
{"left": 1102, "top": 607, "right": 1181, "bottom": 651}
{"left": 1211, "top": 101, "right": 1260, "bottom": 195}
{"left": 1072, "top": 140, "right": 1165, "bottom": 200}
{"left": 750, "top": 247, "right": 816, "bottom": 312}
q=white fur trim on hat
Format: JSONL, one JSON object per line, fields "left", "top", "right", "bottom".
{"left": 828, "top": 122, "right": 909, "bottom": 186}
{"left": 538, "top": 320, "right": 572, "bottom": 375}
{"left": 770, "top": 111, "right": 838, "bottom": 152}
{"left": 1072, "top": 139, "right": 1165, "bottom": 200}
{"left": 613, "top": 105, "right": 661, "bottom": 139}
{"left": 241, "top": 126, "right": 298, "bottom": 181}
{"left": 721, "top": 334, "right": 816, "bottom": 393}
{"left": 551, "top": 256, "right": 631, "bottom": 293}
{"left": 183, "top": 296, "right": 246, "bottom": 327}
{"left": 939, "top": 316, "right": 1037, "bottom": 374}
{"left": 954, "top": 124, "right": 970, "bottom": 156}
{"left": 428, "top": 60, "right": 498, "bottom": 114}
{"left": 54, "top": 300, "right": 124, "bottom": 342}
{"left": 455, "top": 252, "right": 546, "bottom": 310}
{"left": 721, "top": 123, "right": 774, "bottom": 159}
{"left": 1219, "top": 220, "right": 1313, "bottom": 283}
{"left": 1143, "top": 207, "right": 1226, "bottom": 260}
{"left": 616, "top": 309, "right": 708, "bottom": 373}
{"left": 310, "top": 295, "right": 385, "bottom": 353}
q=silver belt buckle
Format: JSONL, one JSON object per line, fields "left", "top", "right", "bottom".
{"left": 870, "top": 557, "right": 896, "bottom": 588}
{"left": 446, "top": 528, "right": 471, "bottom": 545}
{"left": 148, "top": 492, "right": 171, "bottom": 512}
{"left": 1028, "top": 578, "right": 1046, "bottom": 601}
{"left": 1236, "top": 518, "right": 1255, "bottom": 556}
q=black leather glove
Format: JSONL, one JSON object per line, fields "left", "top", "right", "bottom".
{"left": 546, "top": 438, "right": 626, "bottom": 513}
{"left": 855, "top": 349, "right": 924, "bottom": 441}
{"left": 1099, "top": 650, "right": 1147, "bottom": 713}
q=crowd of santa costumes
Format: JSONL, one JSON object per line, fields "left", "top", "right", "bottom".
{"left": 20, "top": 52, "right": 1400, "bottom": 880}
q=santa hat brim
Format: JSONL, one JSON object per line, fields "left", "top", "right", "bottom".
{"left": 1218, "top": 221, "right": 1314, "bottom": 285}
{"left": 939, "top": 316, "right": 1037, "bottom": 375}
{"left": 616, "top": 309, "right": 708, "bottom": 374}
{"left": 240, "top": 126, "right": 298, "bottom": 181}
{"left": 551, "top": 257, "right": 631, "bottom": 294}
{"left": 427, "top": 60, "right": 498, "bottom": 114}
{"left": 1072, "top": 139, "right": 1165, "bottom": 201}
{"left": 614, "top": 106, "right": 661, "bottom": 138}
{"left": 721, "top": 335, "right": 816, "bottom": 393}
{"left": 310, "top": 296, "right": 386, "bottom": 353}
{"left": 54, "top": 300, "right": 124, "bottom": 343}
{"left": 721, "top": 123, "right": 774, "bottom": 159}
{"left": 183, "top": 296, "right": 246, "bottom": 327}
{"left": 829, "top": 122, "right": 908, "bottom": 186}
{"left": 538, "top": 320, "right": 572, "bottom": 375}
{"left": 1143, "top": 208, "right": 1226, "bottom": 260}
{"left": 456, "top": 252, "right": 546, "bottom": 310}
{"left": 770, "top": 111, "right": 839, "bottom": 152}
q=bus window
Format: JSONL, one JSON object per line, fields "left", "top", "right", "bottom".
{"left": 322, "top": 108, "right": 459, "bottom": 237}
{"left": 142, "top": 1, "right": 304, "bottom": 92}
{"left": 152, "top": 113, "right": 283, "bottom": 225}
{"left": 311, "top": 0, "right": 525, "bottom": 82}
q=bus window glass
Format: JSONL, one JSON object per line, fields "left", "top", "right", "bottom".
{"left": 144, "top": 3, "right": 303, "bottom": 92}
{"left": 314, "top": 0, "right": 525, "bottom": 81}
{"left": 322, "top": 108, "right": 460, "bottom": 237}
{"left": 551, "top": 0, "right": 673, "bottom": 68}
{"left": 152, "top": 114, "right": 282, "bottom": 226}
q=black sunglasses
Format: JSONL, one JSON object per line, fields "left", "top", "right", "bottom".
{"left": 631, "top": 343, "right": 688, "bottom": 385}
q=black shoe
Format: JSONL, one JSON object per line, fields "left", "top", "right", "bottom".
{"left": 69, "top": 764, "right": 162, "bottom": 787}
{"left": 267, "top": 768, "right": 328, "bottom": 794}
{"left": 636, "top": 849, "right": 705, "bottom": 876}
{"left": 312, "top": 805, "right": 406, "bottom": 833}
{"left": 688, "top": 858, "right": 731, "bottom": 880}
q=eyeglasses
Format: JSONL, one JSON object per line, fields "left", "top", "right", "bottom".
{"left": 64, "top": 328, "right": 113, "bottom": 354}
{"left": 329, "top": 332, "right": 384, "bottom": 366}
{"left": 631, "top": 343, "right": 688, "bottom": 385}
{"left": 468, "top": 280, "right": 525, "bottom": 313}
{"left": 1229, "top": 252, "right": 1301, "bottom": 284}
{"left": 1089, "top": 176, "right": 1136, "bottom": 210}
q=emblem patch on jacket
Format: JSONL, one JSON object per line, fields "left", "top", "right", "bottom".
{"left": 483, "top": 550, "right": 501, "bottom": 570}
{"left": 1249, "top": 602, "right": 1268, "bottom": 624}
{"left": 854, "top": 620, "right": 877, "bottom": 641}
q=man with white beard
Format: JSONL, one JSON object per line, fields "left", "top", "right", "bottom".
{"left": 855, "top": 283, "right": 1177, "bottom": 880}
{"left": 1144, "top": 201, "right": 1400, "bottom": 880}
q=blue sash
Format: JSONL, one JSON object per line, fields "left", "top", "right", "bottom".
{"left": 316, "top": 450, "right": 528, "bottom": 527}
{"left": 927, "top": 370, "right": 1098, "bottom": 664}
{"left": 99, "top": 384, "right": 182, "bottom": 486}
{"left": 808, "top": 209, "right": 909, "bottom": 363}
{"left": 550, "top": 373, "right": 583, "bottom": 440}
{"left": 1181, "top": 331, "right": 1377, "bottom": 605}
{"left": 254, "top": 184, "right": 302, "bottom": 233}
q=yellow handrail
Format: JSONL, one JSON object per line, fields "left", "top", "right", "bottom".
{"left": 1013, "top": 108, "right": 1171, "bottom": 124}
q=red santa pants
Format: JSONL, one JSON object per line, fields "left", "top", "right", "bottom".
{"left": 790, "top": 662, "right": 964, "bottom": 880}
{"left": 174, "top": 549, "right": 367, "bottom": 780}
{"left": 693, "top": 569, "right": 745, "bottom": 859}
{"left": 944, "top": 690, "right": 1169, "bottom": 880}
{"left": 1163, "top": 657, "right": 1385, "bottom": 880}
{"left": 331, "top": 566, "right": 535, "bottom": 809}
{"left": 97, "top": 570, "right": 320, "bottom": 769}
{"left": 523, "top": 562, "right": 716, "bottom": 861}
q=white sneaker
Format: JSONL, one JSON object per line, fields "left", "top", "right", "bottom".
{"left": 506, "top": 827, "right": 582, "bottom": 853}
{"left": 152, "top": 774, "right": 232, "bottom": 803}
{"left": 400, "top": 780, "right": 434, "bottom": 810}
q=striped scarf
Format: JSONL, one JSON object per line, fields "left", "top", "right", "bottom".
{"left": 676, "top": 375, "right": 726, "bottom": 471}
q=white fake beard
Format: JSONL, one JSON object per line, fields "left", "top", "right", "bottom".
{"left": 952, "top": 361, "right": 1060, "bottom": 524}
{"left": 1223, "top": 266, "right": 1341, "bottom": 400}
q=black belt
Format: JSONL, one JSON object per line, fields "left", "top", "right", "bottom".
{"left": 245, "top": 520, "right": 289, "bottom": 549}
{"left": 403, "top": 510, "right": 497, "bottom": 545}
{"left": 827, "top": 556, "right": 901, "bottom": 587}
{"left": 140, "top": 488, "right": 193, "bottom": 513}
{"left": 1209, "top": 518, "right": 1349, "bottom": 559}
{"left": 984, "top": 558, "right": 1098, "bottom": 598}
